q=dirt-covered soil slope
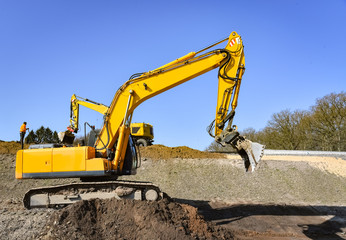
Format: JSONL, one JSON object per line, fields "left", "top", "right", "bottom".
{"left": 123, "top": 145, "right": 346, "bottom": 205}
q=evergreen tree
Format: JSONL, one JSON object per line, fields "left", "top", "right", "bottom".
{"left": 35, "top": 126, "right": 46, "bottom": 143}
{"left": 44, "top": 128, "right": 53, "bottom": 143}
{"left": 53, "top": 131, "right": 60, "bottom": 143}
{"left": 25, "top": 130, "right": 37, "bottom": 144}
{"left": 28, "top": 126, "right": 61, "bottom": 144}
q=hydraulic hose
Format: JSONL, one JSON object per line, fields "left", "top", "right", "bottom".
{"left": 95, "top": 120, "right": 110, "bottom": 151}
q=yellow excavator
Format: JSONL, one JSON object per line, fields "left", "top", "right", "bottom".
{"left": 61, "top": 94, "right": 154, "bottom": 147}
{"left": 16, "top": 32, "right": 265, "bottom": 208}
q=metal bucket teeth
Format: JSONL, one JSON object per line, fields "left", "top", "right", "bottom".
{"left": 58, "top": 131, "right": 75, "bottom": 144}
{"left": 238, "top": 140, "right": 265, "bottom": 172}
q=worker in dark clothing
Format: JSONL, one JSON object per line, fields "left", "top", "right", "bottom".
{"left": 20, "top": 122, "right": 29, "bottom": 149}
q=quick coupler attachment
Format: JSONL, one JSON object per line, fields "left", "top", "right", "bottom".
{"left": 216, "top": 131, "right": 265, "bottom": 172}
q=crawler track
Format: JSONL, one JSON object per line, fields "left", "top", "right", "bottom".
{"left": 23, "top": 180, "right": 165, "bottom": 209}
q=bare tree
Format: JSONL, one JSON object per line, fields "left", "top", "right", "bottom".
{"left": 263, "top": 109, "right": 309, "bottom": 150}
{"left": 306, "top": 92, "right": 346, "bottom": 151}
{"left": 205, "top": 92, "right": 346, "bottom": 151}
{"left": 241, "top": 127, "right": 261, "bottom": 143}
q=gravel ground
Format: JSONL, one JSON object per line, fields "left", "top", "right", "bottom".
{"left": 0, "top": 201, "right": 53, "bottom": 240}
{"left": 119, "top": 157, "right": 346, "bottom": 205}
{"left": 0, "top": 146, "right": 345, "bottom": 239}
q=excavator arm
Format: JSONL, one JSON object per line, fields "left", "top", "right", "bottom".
{"left": 69, "top": 94, "right": 109, "bottom": 133}
{"left": 57, "top": 94, "right": 109, "bottom": 145}
{"left": 94, "top": 31, "right": 263, "bottom": 172}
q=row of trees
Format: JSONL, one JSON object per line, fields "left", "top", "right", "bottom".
{"left": 25, "top": 126, "right": 60, "bottom": 144}
{"left": 207, "top": 92, "right": 346, "bottom": 152}
{"left": 24, "top": 126, "right": 99, "bottom": 146}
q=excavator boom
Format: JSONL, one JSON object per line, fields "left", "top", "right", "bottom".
{"left": 91, "top": 32, "right": 263, "bottom": 172}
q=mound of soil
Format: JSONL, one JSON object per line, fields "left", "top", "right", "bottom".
{"left": 139, "top": 144, "right": 226, "bottom": 160}
{"left": 0, "top": 141, "right": 28, "bottom": 154}
{"left": 40, "top": 198, "right": 233, "bottom": 240}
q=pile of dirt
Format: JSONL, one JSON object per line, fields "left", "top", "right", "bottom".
{"left": 0, "top": 141, "right": 28, "bottom": 154}
{"left": 139, "top": 144, "right": 226, "bottom": 160}
{"left": 40, "top": 198, "right": 233, "bottom": 240}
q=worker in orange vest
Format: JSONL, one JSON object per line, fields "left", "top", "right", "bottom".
{"left": 20, "top": 122, "right": 29, "bottom": 149}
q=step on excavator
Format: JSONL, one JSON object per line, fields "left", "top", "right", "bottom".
{"left": 16, "top": 32, "right": 265, "bottom": 208}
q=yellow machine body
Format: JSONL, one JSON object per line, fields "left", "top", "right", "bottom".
{"left": 131, "top": 123, "right": 154, "bottom": 140}
{"left": 15, "top": 146, "right": 107, "bottom": 179}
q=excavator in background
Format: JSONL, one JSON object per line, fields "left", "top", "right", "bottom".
{"left": 16, "top": 31, "right": 265, "bottom": 208}
{"left": 61, "top": 94, "right": 154, "bottom": 147}
{"left": 130, "top": 123, "right": 154, "bottom": 147}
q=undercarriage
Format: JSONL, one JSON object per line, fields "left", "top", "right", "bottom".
{"left": 24, "top": 180, "right": 164, "bottom": 209}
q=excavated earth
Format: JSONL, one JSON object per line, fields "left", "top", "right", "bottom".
{"left": 0, "top": 142, "right": 346, "bottom": 239}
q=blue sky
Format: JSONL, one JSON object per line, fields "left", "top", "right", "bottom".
{"left": 0, "top": 0, "right": 345, "bottom": 150}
